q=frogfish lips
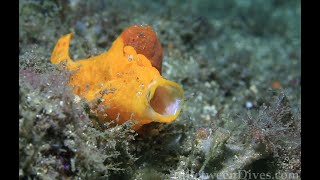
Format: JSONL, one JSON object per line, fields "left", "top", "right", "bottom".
{"left": 51, "top": 25, "right": 184, "bottom": 130}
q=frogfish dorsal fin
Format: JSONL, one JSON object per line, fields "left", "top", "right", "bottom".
{"left": 51, "top": 33, "right": 73, "bottom": 65}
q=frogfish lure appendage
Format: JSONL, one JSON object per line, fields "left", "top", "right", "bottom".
{"left": 51, "top": 25, "right": 184, "bottom": 130}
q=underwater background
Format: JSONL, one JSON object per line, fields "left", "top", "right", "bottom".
{"left": 19, "top": 0, "right": 301, "bottom": 179}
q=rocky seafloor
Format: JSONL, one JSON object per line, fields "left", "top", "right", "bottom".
{"left": 19, "top": 0, "right": 301, "bottom": 179}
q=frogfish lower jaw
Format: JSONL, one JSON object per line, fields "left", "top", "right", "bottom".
{"left": 146, "top": 77, "right": 184, "bottom": 123}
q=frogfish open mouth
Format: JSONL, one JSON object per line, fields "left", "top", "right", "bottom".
{"left": 51, "top": 25, "right": 184, "bottom": 130}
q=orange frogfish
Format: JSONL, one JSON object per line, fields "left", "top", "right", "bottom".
{"left": 51, "top": 25, "right": 184, "bottom": 130}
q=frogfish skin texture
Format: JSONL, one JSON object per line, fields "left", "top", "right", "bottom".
{"left": 51, "top": 25, "right": 184, "bottom": 130}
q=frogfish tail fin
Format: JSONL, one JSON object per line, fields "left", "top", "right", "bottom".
{"left": 51, "top": 33, "right": 74, "bottom": 65}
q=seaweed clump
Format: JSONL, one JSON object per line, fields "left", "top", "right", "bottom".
{"left": 243, "top": 92, "right": 301, "bottom": 178}
{"left": 151, "top": 92, "right": 300, "bottom": 180}
{"left": 19, "top": 53, "right": 137, "bottom": 179}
